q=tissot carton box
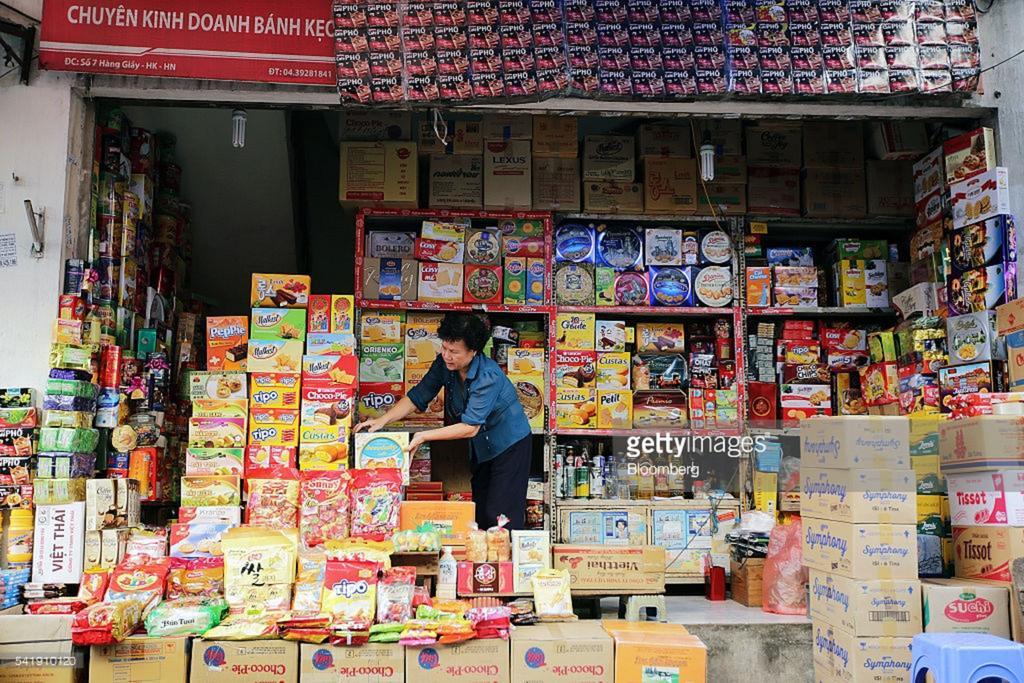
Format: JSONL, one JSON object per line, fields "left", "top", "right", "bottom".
{"left": 809, "top": 572, "right": 922, "bottom": 638}
{"left": 951, "top": 525, "right": 1024, "bottom": 583}
{"left": 533, "top": 157, "right": 581, "bottom": 211}
{"left": 510, "top": 622, "right": 613, "bottom": 683}
{"left": 800, "top": 468, "right": 916, "bottom": 524}
{"left": 90, "top": 636, "right": 189, "bottom": 683}
{"left": 339, "top": 141, "right": 418, "bottom": 208}
{"left": 939, "top": 416, "right": 1024, "bottom": 473}
{"left": 800, "top": 416, "right": 910, "bottom": 470}
{"left": 190, "top": 640, "right": 298, "bottom": 683}
{"left": 802, "top": 519, "right": 917, "bottom": 580}
{"left": 406, "top": 639, "right": 510, "bottom": 683}
{"left": 922, "top": 580, "right": 1011, "bottom": 638}
{"left": 483, "top": 140, "right": 532, "bottom": 210}
{"left": 429, "top": 155, "right": 483, "bottom": 209}
{"left": 299, "top": 643, "right": 404, "bottom": 682}
{"left": 947, "top": 469, "right": 1024, "bottom": 527}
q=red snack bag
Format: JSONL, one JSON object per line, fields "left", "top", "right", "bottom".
{"left": 347, "top": 468, "right": 403, "bottom": 542}
{"left": 376, "top": 566, "right": 417, "bottom": 624}
{"left": 71, "top": 601, "right": 143, "bottom": 645}
{"left": 245, "top": 467, "right": 300, "bottom": 529}
{"left": 106, "top": 558, "right": 171, "bottom": 616}
{"left": 79, "top": 569, "right": 112, "bottom": 602}
{"left": 300, "top": 470, "right": 350, "bottom": 548}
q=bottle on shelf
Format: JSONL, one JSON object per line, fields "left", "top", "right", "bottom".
{"left": 437, "top": 546, "right": 457, "bottom": 600}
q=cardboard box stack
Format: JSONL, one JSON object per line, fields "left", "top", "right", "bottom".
{"left": 801, "top": 122, "right": 866, "bottom": 219}
{"left": 911, "top": 415, "right": 953, "bottom": 578}
{"left": 638, "top": 123, "right": 699, "bottom": 216}
{"left": 603, "top": 620, "right": 707, "bottom": 683}
{"left": 583, "top": 134, "right": 642, "bottom": 214}
{"left": 533, "top": 115, "right": 581, "bottom": 212}
{"left": 800, "top": 416, "right": 921, "bottom": 683}
{"left": 746, "top": 122, "right": 801, "bottom": 217}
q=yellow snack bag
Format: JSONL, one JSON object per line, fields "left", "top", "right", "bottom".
{"left": 531, "top": 569, "right": 575, "bottom": 621}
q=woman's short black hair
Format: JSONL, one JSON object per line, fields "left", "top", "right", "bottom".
{"left": 438, "top": 313, "right": 490, "bottom": 352}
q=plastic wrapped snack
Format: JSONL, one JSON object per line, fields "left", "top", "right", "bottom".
{"left": 376, "top": 567, "right": 416, "bottom": 624}
{"left": 369, "top": 622, "right": 404, "bottom": 643}
{"left": 246, "top": 467, "right": 300, "bottom": 529}
{"left": 202, "top": 612, "right": 285, "bottom": 640}
{"left": 166, "top": 557, "right": 224, "bottom": 599}
{"left": 321, "top": 559, "right": 378, "bottom": 630}
{"left": 79, "top": 569, "right": 111, "bottom": 602}
{"left": 486, "top": 515, "right": 511, "bottom": 562}
{"left": 531, "top": 569, "right": 575, "bottom": 621}
{"left": 299, "top": 470, "right": 349, "bottom": 548}
{"left": 292, "top": 549, "right": 327, "bottom": 612}
{"left": 124, "top": 529, "right": 168, "bottom": 561}
{"left": 465, "top": 523, "right": 488, "bottom": 562}
{"left": 347, "top": 468, "right": 402, "bottom": 541}
{"left": 106, "top": 558, "right": 171, "bottom": 616}
{"left": 392, "top": 523, "right": 441, "bottom": 553}
{"left": 144, "top": 598, "right": 227, "bottom": 636}
{"left": 71, "top": 600, "right": 143, "bottom": 645}
{"left": 323, "top": 538, "right": 392, "bottom": 568}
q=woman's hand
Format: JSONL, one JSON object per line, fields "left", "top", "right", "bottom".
{"left": 353, "top": 417, "right": 387, "bottom": 434}
{"left": 405, "top": 432, "right": 427, "bottom": 455}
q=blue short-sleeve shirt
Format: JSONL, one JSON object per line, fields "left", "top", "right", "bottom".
{"left": 406, "top": 353, "right": 532, "bottom": 462}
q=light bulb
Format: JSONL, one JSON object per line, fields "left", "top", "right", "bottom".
{"left": 232, "top": 109, "right": 247, "bottom": 148}
{"left": 700, "top": 143, "right": 715, "bottom": 181}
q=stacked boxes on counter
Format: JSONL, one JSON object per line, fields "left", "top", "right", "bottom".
{"left": 746, "top": 122, "right": 801, "bottom": 216}
{"left": 361, "top": 216, "right": 548, "bottom": 306}
{"left": 554, "top": 221, "right": 734, "bottom": 307}
{"left": 801, "top": 416, "right": 920, "bottom": 683}
{"left": 1, "top": 389, "right": 36, "bottom": 604}
{"left": 911, "top": 415, "right": 953, "bottom": 578}
{"left": 357, "top": 309, "right": 406, "bottom": 428}
{"left": 554, "top": 314, "right": 737, "bottom": 431}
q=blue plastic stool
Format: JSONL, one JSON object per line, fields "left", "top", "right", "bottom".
{"left": 911, "top": 633, "right": 1024, "bottom": 683}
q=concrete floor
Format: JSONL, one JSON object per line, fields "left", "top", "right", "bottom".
{"left": 599, "top": 595, "right": 814, "bottom": 683}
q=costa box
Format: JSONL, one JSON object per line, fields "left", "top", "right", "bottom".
{"left": 939, "top": 416, "right": 1024, "bottom": 473}
{"left": 949, "top": 167, "right": 1010, "bottom": 230}
{"left": 811, "top": 623, "right": 912, "bottom": 683}
{"left": 533, "top": 157, "right": 581, "bottom": 211}
{"left": 510, "top": 622, "right": 613, "bottom": 683}
{"left": 406, "top": 639, "right": 509, "bottom": 683}
{"left": 551, "top": 545, "right": 665, "bottom": 591}
{"left": 802, "top": 519, "right": 917, "bottom": 580}
{"left": 339, "top": 142, "right": 418, "bottom": 208}
{"left": 808, "top": 571, "right": 922, "bottom": 637}
{"left": 642, "top": 157, "right": 698, "bottom": 215}
{"left": 583, "top": 135, "right": 636, "bottom": 182}
{"left": 299, "top": 643, "right": 404, "bottom": 682}
{"left": 90, "top": 636, "right": 189, "bottom": 683}
{"left": 483, "top": 140, "right": 532, "bottom": 210}
{"left": 418, "top": 262, "right": 464, "bottom": 303}
{"left": 428, "top": 155, "right": 483, "bottom": 209}
{"left": 947, "top": 470, "right": 1024, "bottom": 527}
{"left": 922, "top": 580, "right": 1011, "bottom": 638}
{"left": 800, "top": 468, "right": 916, "bottom": 524}
{"left": 952, "top": 526, "right": 1024, "bottom": 583}
{"left": 800, "top": 416, "right": 910, "bottom": 470}
{"left": 206, "top": 316, "right": 249, "bottom": 372}
{"left": 190, "top": 640, "right": 298, "bottom": 683}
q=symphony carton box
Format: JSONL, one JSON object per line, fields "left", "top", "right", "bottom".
{"left": 800, "top": 468, "right": 916, "bottom": 524}
{"left": 406, "top": 639, "right": 510, "bottom": 683}
{"left": 339, "top": 142, "right": 418, "bottom": 208}
{"left": 800, "top": 416, "right": 910, "bottom": 470}
{"left": 510, "top": 622, "right": 614, "bottom": 683}
{"left": 811, "top": 622, "right": 913, "bottom": 683}
{"left": 939, "top": 416, "right": 1024, "bottom": 473}
{"left": 89, "top": 636, "right": 189, "bottom": 683}
{"left": 947, "top": 469, "right": 1024, "bottom": 527}
{"left": 922, "top": 580, "right": 1011, "bottom": 639}
{"left": 951, "top": 525, "right": 1024, "bottom": 583}
{"left": 802, "top": 519, "right": 917, "bottom": 580}
{"left": 808, "top": 572, "right": 922, "bottom": 637}
{"left": 190, "top": 640, "right": 298, "bottom": 683}
{"left": 551, "top": 545, "right": 665, "bottom": 592}
{"left": 299, "top": 643, "right": 404, "bottom": 682}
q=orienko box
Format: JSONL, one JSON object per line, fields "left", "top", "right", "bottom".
{"left": 802, "top": 519, "right": 918, "bottom": 579}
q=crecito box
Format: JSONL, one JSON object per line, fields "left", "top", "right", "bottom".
{"left": 800, "top": 468, "right": 916, "bottom": 524}
{"left": 800, "top": 416, "right": 910, "bottom": 470}
{"left": 510, "top": 622, "right": 613, "bottom": 683}
{"left": 801, "top": 519, "right": 917, "bottom": 580}
{"left": 922, "top": 580, "right": 1011, "bottom": 638}
{"left": 808, "top": 571, "right": 922, "bottom": 637}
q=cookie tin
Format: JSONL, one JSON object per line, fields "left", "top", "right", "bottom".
{"left": 614, "top": 271, "right": 650, "bottom": 306}
{"left": 555, "top": 223, "right": 596, "bottom": 263}
{"left": 694, "top": 266, "right": 734, "bottom": 307}
{"left": 555, "top": 262, "right": 596, "bottom": 305}
{"left": 648, "top": 266, "right": 695, "bottom": 306}
{"left": 596, "top": 225, "right": 644, "bottom": 270}
{"left": 644, "top": 227, "right": 683, "bottom": 266}
{"left": 700, "top": 229, "right": 733, "bottom": 264}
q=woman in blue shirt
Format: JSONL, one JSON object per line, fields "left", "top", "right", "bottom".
{"left": 354, "top": 313, "right": 533, "bottom": 530}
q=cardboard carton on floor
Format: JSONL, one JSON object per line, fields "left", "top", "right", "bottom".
{"left": 190, "top": 640, "right": 298, "bottom": 683}
{"left": 922, "top": 579, "right": 1011, "bottom": 639}
{"left": 947, "top": 469, "right": 1024, "bottom": 527}
{"left": 406, "top": 639, "right": 510, "bottom": 683}
{"left": 801, "top": 519, "right": 917, "bottom": 580}
{"left": 800, "top": 416, "right": 910, "bottom": 470}
{"left": 0, "top": 615, "right": 76, "bottom": 683}
{"left": 604, "top": 623, "right": 706, "bottom": 683}
{"left": 299, "top": 642, "right": 403, "bottom": 682}
{"left": 551, "top": 545, "right": 665, "bottom": 592}
{"left": 510, "top": 622, "right": 614, "bottom": 682}
{"left": 89, "top": 636, "right": 189, "bottom": 683}
{"left": 808, "top": 572, "right": 922, "bottom": 637}
{"left": 812, "top": 621, "right": 912, "bottom": 683}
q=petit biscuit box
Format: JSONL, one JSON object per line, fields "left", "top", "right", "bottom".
{"left": 597, "top": 390, "right": 632, "bottom": 429}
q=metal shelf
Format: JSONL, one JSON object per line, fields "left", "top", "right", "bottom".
{"left": 746, "top": 306, "right": 898, "bottom": 317}
{"left": 557, "top": 213, "right": 727, "bottom": 224}
{"left": 358, "top": 299, "right": 552, "bottom": 314}
{"left": 747, "top": 215, "right": 915, "bottom": 233}
{"left": 555, "top": 427, "right": 742, "bottom": 437}
{"left": 556, "top": 305, "right": 735, "bottom": 316}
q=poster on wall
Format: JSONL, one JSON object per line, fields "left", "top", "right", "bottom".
{"left": 39, "top": 0, "right": 335, "bottom": 85}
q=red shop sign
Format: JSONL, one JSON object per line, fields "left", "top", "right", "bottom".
{"left": 39, "top": 0, "right": 335, "bottom": 85}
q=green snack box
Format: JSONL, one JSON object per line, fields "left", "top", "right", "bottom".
{"left": 596, "top": 267, "right": 616, "bottom": 306}
{"left": 39, "top": 427, "right": 99, "bottom": 453}
{"left": 360, "top": 344, "right": 405, "bottom": 382}
{"left": 250, "top": 307, "right": 307, "bottom": 341}
{"left": 504, "top": 257, "right": 527, "bottom": 304}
